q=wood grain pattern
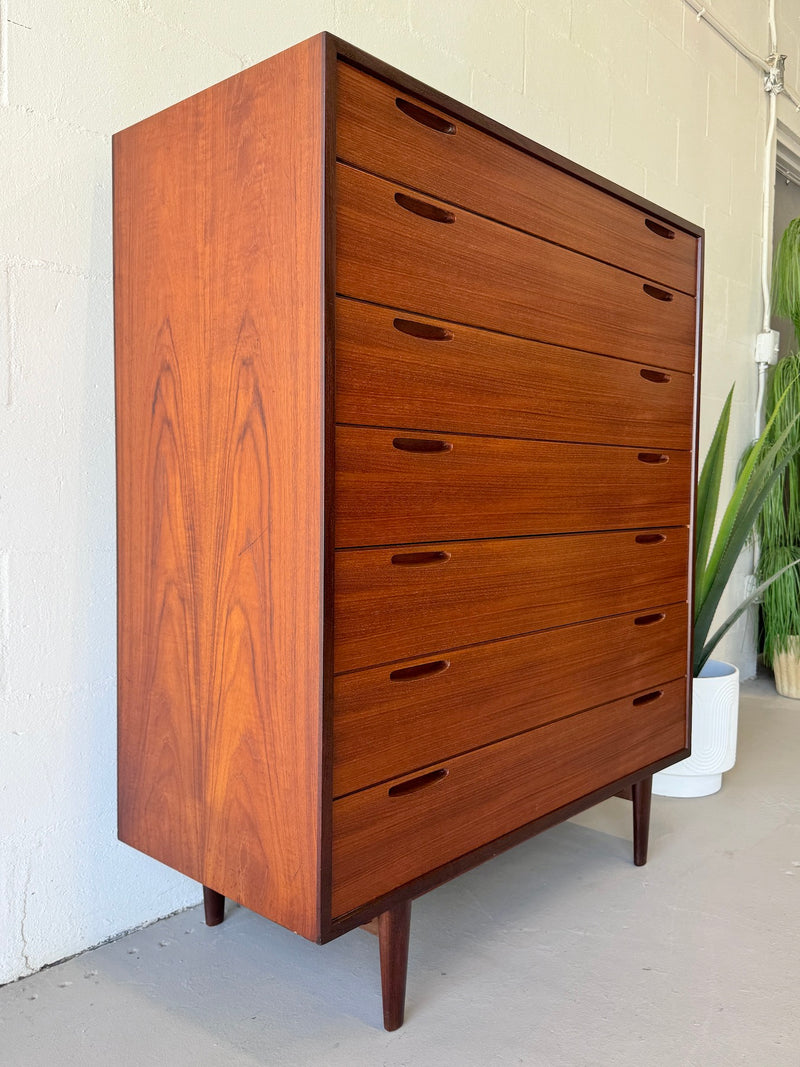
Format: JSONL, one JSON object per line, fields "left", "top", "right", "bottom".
{"left": 115, "top": 35, "right": 327, "bottom": 940}
{"left": 334, "top": 528, "right": 690, "bottom": 672}
{"left": 336, "top": 164, "right": 697, "bottom": 373}
{"left": 333, "top": 605, "right": 688, "bottom": 796}
{"left": 115, "top": 300, "right": 204, "bottom": 880}
{"left": 327, "top": 746, "right": 688, "bottom": 938}
{"left": 335, "top": 426, "right": 691, "bottom": 547}
{"left": 335, "top": 299, "right": 695, "bottom": 450}
{"left": 332, "top": 679, "right": 686, "bottom": 915}
{"left": 337, "top": 62, "right": 698, "bottom": 296}
{"left": 334, "top": 36, "right": 702, "bottom": 238}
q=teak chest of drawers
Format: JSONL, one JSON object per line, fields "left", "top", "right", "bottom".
{"left": 114, "top": 32, "right": 702, "bottom": 1030}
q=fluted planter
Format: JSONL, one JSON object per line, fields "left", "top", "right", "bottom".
{"left": 772, "top": 637, "right": 800, "bottom": 698}
{"left": 652, "top": 659, "right": 739, "bottom": 798}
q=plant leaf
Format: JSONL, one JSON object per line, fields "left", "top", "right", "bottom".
{"left": 696, "top": 557, "right": 800, "bottom": 674}
{"left": 695, "top": 388, "right": 732, "bottom": 584}
{"left": 694, "top": 415, "right": 800, "bottom": 671}
{"left": 698, "top": 391, "right": 799, "bottom": 610}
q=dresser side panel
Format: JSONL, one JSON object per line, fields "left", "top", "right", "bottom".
{"left": 114, "top": 36, "right": 326, "bottom": 939}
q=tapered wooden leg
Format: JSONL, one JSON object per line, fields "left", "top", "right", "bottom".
{"left": 203, "top": 885, "right": 225, "bottom": 926}
{"left": 631, "top": 776, "right": 652, "bottom": 867}
{"left": 377, "top": 899, "right": 412, "bottom": 1031}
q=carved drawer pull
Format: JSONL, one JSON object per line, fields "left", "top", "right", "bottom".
{"left": 390, "top": 660, "right": 450, "bottom": 682}
{"left": 632, "top": 690, "right": 663, "bottom": 706}
{"left": 391, "top": 550, "right": 452, "bottom": 566}
{"left": 637, "top": 452, "right": 669, "bottom": 464}
{"left": 640, "top": 368, "right": 672, "bottom": 384}
{"left": 388, "top": 767, "right": 449, "bottom": 797}
{"left": 394, "top": 192, "right": 456, "bottom": 224}
{"left": 395, "top": 97, "right": 456, "bottom": 135}
{"left": 393, "top": 318, "right": 454, "bottom": 342}
{"left": 644, "top": 218, "right": 675, "bottom": 240}
{"left": 392, "top": 437, "right": 453, "bottom": 453}
{"left": 634, "top": 612, "right": 666, "bottom": 626}
{"left": 635, "top": 533, "right": 667, "bottom": 545}
{"left": 643, "top": 283, "right": 674, "bottom": 302}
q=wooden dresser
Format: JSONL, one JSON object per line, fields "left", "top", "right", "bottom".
{"left": 114, "top": 32, "right": 702, "bottom": 1029}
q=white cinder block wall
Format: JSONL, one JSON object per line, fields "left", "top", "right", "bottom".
{"left": 2, "top": 0, "right": 800, "bottom": 985}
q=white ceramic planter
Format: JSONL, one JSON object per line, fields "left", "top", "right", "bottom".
{"left": 652, "top": 659, "right": 739, "bottom": 798}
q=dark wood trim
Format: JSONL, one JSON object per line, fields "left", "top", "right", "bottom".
{"left": 203, "top": 886, "right": 225, "bottom": 927}
{"left": 112, "top": 134, "right": 124, "bottom": 851}
{"left": 321, "top": 32, "right": 704, "bottom": 240}
{"left": 317, "top": 27, "right": 339, "bottom": 946}
{"left": 320, "top": 749, "right": 688, "bottom": 943}
{"left": 378, "top": 900, "right": 412, "bottom": 1031}
{"left": 631, "top": 777, "right": 653, "bottom": 866}
{"left": 686, "top": 232, "right": 705, "bottom": 739}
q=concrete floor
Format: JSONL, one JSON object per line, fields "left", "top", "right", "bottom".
{"left": 2, "top": 675, "right": 799, "bottom": 1067}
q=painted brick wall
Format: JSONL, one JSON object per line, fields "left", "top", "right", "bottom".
{"left": 2, "top": 0, "right": 799, "bottom": 984}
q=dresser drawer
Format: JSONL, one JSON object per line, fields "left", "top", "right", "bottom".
{"left": 337, "top": 63, "right": 698, "bottom": 296}
{"left": 335, "top": 427, "right": 691, "bottom": 548}
{"left": 331, "top": 679, "right": 687, "bottom": 915}
{"left": 335, "top": 299, "right": 695, "bottom": 450}
{"left": 333, "top": 604, "right": 688, "bottom": 796}
{"left": 334, "top": 528, "right": 689, "bottom": 672}
{"left": 337, "top": 165, "right": 697, "bottom": 373}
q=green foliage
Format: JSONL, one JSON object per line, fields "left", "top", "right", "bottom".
{"left": 694, "top": 383, "right": 800, "bottom": 676}
{"left": 756, "top": 352, "right": 800, "bottom": 664}
{"left": 772, "top": 217, "right": 800, "bottom": 339}
{"left": 756, "top": 214, "right": 800, "bottom": 666}
{"left": 759, "top": 545, "right": 800, "bottom": 663}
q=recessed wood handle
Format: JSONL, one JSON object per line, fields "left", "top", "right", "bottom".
{"left": 391, "top": 550, "right": 451, "bottom": 566}
{"left": 644, "top": 218, "right": 675, "bottom": 240}
{"left": 637, "top": 452, "right": 669, "bottom": 464}
{"left": 390, "top": 660, "right": 450, "bottom": 682}
{"left": 395, "top": 97, "right": 456, "bottom": 135}
{"left": 632, "top": 690, "right": 663, "bottom": 706}
{"left": 388, "top": 767, "right": 448, "bottom": 797}
{"left": 643, "top": 283, "right": 674, "bottom": 302}
{"left": 393, "top": 318, "right": 454, "bottom": 342}
{"left": 394, "top": 192, "right": 455, "bottom": 224}
{"left": 640, "top": 368, "right": 672, "bottom": 384}
{"left": 635, "top": 533, "right": 667, "bottom": 545}
{"left": 634, "top": 612, "right": 666, "bottom": 626}
{"left": 392, "top": 437, "right": 453, "bottom": 453}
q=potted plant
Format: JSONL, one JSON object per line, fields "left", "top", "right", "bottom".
{"left": 757, "top": 218, "right": 800, "bottom": 696}
{"left": 653, "top": 382, "right": 800, "bottom": 796}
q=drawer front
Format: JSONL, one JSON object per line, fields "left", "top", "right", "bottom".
{"left": 334, "top": 528, "right": 689, "bottom": 672}
{"left": 333, "top": 604, "right": 688, "bottom": 796}
{"left": 332, "top": 679, "right": 687, "bottom": 916}
{"left": 337, "top": 165, "right": 697, "bottom": 374}
{"left": 335, "top": 426, "right": 691, "bottom": 548}
{"left": 335, "top": 299, "right": 695, "bottom": 450}
{"left": 337, "top": 63, "right": 698, "bottom": 296}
